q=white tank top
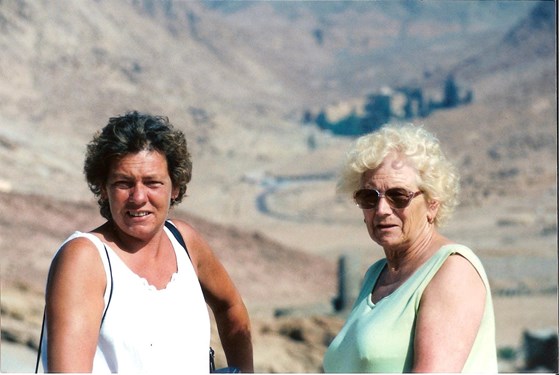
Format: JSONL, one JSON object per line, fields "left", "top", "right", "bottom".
{"left": 41, "top": 224, "right": 210, "bottom": 373}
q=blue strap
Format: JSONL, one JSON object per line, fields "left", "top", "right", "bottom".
{"left": 164, "top": 220, "right": 191, "bottom": 260}
{"left": 101, "top": 245, "right": 113, "bottom": 325}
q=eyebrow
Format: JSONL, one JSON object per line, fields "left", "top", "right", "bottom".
{"left": 108, "top": 172, "right": 166, "bottom": 180}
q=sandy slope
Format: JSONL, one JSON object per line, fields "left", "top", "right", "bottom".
{"left": 1, "top": 183, "right": 557, "bottom": 372}
{"left": 1, "top": 1, "right": 557, "bottom": 373}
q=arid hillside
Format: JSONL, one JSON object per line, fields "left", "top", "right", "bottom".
{"left": 1, "top": 1, "right": 557, "bottom": 373}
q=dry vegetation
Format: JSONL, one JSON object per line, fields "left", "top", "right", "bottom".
{"left": 1, "top": 1, "right": 557, "bottom": 372}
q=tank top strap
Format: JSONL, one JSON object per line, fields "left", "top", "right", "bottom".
{"left": 437, "top": 244, "right": 491, "bottom": 288}
{"left": 65, "top": 232, "right": 113, "bottom": 316}
{"left": 40, "top": 231, "right": 114, "bottom": 372}
{"left": 412, "top": 244, "right": 490, "bottom": 297}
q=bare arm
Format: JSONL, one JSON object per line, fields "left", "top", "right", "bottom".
{"left": 412, "top": 254, "right": 486, "bottom": 372}
{"left": 45, "top": 237, "right": 106, "bottom": 372}
{"left": 176, "top": 221, "right": 254, "bottom": 373}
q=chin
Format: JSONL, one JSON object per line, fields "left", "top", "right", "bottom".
{"left": 372, "top": 235, "right": 402, "bottom": 249}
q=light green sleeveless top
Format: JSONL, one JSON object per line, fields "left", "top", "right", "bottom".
{"left": 323, "top": 245, "right": 497, "bottom": 373}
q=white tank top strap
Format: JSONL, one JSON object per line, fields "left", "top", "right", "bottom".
{"left": 40, "top": 231, "right": 114, "bottom": 372}
{"left": 64, "top": 231, "right": 113, "bottom": 316}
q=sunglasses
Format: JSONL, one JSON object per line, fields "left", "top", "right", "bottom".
{"left": 354, "top": 188, "right": 423, "bottom": 210}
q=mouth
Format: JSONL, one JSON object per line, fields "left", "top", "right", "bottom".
{"left": 127, "top": 211, "right": 151, "bottom": 218}
{"left": 376, "top": 223, "right": 397, "bottom": 230}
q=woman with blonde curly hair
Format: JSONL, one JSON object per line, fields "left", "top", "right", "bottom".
{"left": 323, "top": 123, "right": 497, "bottom": 373}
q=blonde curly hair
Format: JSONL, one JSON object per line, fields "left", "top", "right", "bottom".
{"left": 337, "top": 123, "right": 460, "bottom": 227}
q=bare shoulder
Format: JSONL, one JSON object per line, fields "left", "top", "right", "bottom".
{"left": 169, "top": 219, "right": 198, "bottom": 237}
{"left": 425, "top": 253, "right": 485, "bottom": 299}
{"left": 438, "top": 253, "right": 482, "bottom": 281}
{"left": 54, "top": 236, "right": 102, "bottom": 264}
{"left": 48, "top": 236, "right": 106, "bottom": 286}
{"left": 414, "top": 253, "right": 487, "bottom": 371}
{"left": 167, "top": 219, "right": 212, "bottom": 264}
{"left": 168, "top": 219, "right": 208, "bottom": 247}
{"left": 46, "top": 234, "right": 107, "bottom": 370}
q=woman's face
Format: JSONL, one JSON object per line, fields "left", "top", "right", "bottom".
{"left": 360, "top": 153, "right": 437, "bottom": 252}
{"left": 102, "top": 150, "right": 178, "bottom": 242}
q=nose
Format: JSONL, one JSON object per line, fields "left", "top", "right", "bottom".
{"left": 374, "top": 195, "right": 393, "bottom": 215}
{"left": 129, "top": 183, "right": 147, "bottom": 203}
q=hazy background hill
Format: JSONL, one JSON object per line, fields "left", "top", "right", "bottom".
{"left": 1, "top": 0, "right": 557, "bottom": 372}
{"left": 0, "top": 0, "right": 554, "bottom": 199}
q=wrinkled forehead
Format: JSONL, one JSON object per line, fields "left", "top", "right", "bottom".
{"left": 360, "top": 153, "right": 419, "bottom": 188}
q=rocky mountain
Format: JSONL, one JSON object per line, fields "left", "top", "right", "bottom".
{"left": 0, "top": 1, "right": 557, "bottom": 372}
{"left": 0, "top": 0, "right": 554, "bottom": 224}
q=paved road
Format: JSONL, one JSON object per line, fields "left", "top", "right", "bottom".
{"left": 255, "top": 172, "right": 335, "bottom": 221}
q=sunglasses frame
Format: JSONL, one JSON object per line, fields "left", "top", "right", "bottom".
{"left": 354, "top": 188, "right": 423, "bottom": 210}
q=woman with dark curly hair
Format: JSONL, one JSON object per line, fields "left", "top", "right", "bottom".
{"left": 323, "top": 123, "right": 497, "bottom": 373}
{"left": 39, "top": 111, "right": 253, "bottom": 373}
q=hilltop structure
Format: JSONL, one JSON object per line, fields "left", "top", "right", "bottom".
{"left": 305, "top": 74, "right": 473, "bottom": 136}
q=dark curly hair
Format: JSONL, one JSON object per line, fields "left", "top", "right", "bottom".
{"left": 84, "top": 111, "right": 192, "bottom": 220}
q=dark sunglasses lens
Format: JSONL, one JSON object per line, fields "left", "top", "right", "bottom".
{"left": 354, "top": 189, "right": 379, "bottom": 209}
{"left": 385, "top": 188, "right": 412, "bottom": 208}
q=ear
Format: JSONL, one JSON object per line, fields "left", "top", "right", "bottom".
{"left": 171, "top": 185, "right": 180, "bottom": 201}
{"left": 427, "top": 200, "right": 440, "bottom": 223}
{"left": 100, "top": 185, "right": 108, "bottom": 200}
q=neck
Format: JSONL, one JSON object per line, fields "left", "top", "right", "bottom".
{"left": 104, "top": 221, "right": 164, "bottom": 256}
{"left": 383, "top": 229, "right": 446, "bottom": 281}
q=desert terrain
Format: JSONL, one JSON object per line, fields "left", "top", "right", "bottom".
{"left": 1, "top": 1, "right": 557, "bottom": 373}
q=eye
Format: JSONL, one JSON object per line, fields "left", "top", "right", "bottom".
{"left": 145, "top": 180, "right": 164, "bottom": 187}
{"left": 354, "top": 189, "right": 380, "bottom": 209}
{"left": 113, "top": 180, "right": 132, "bottom": 189}
{"left": 387, "top": 188, "right": 410, "bottom": 199}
